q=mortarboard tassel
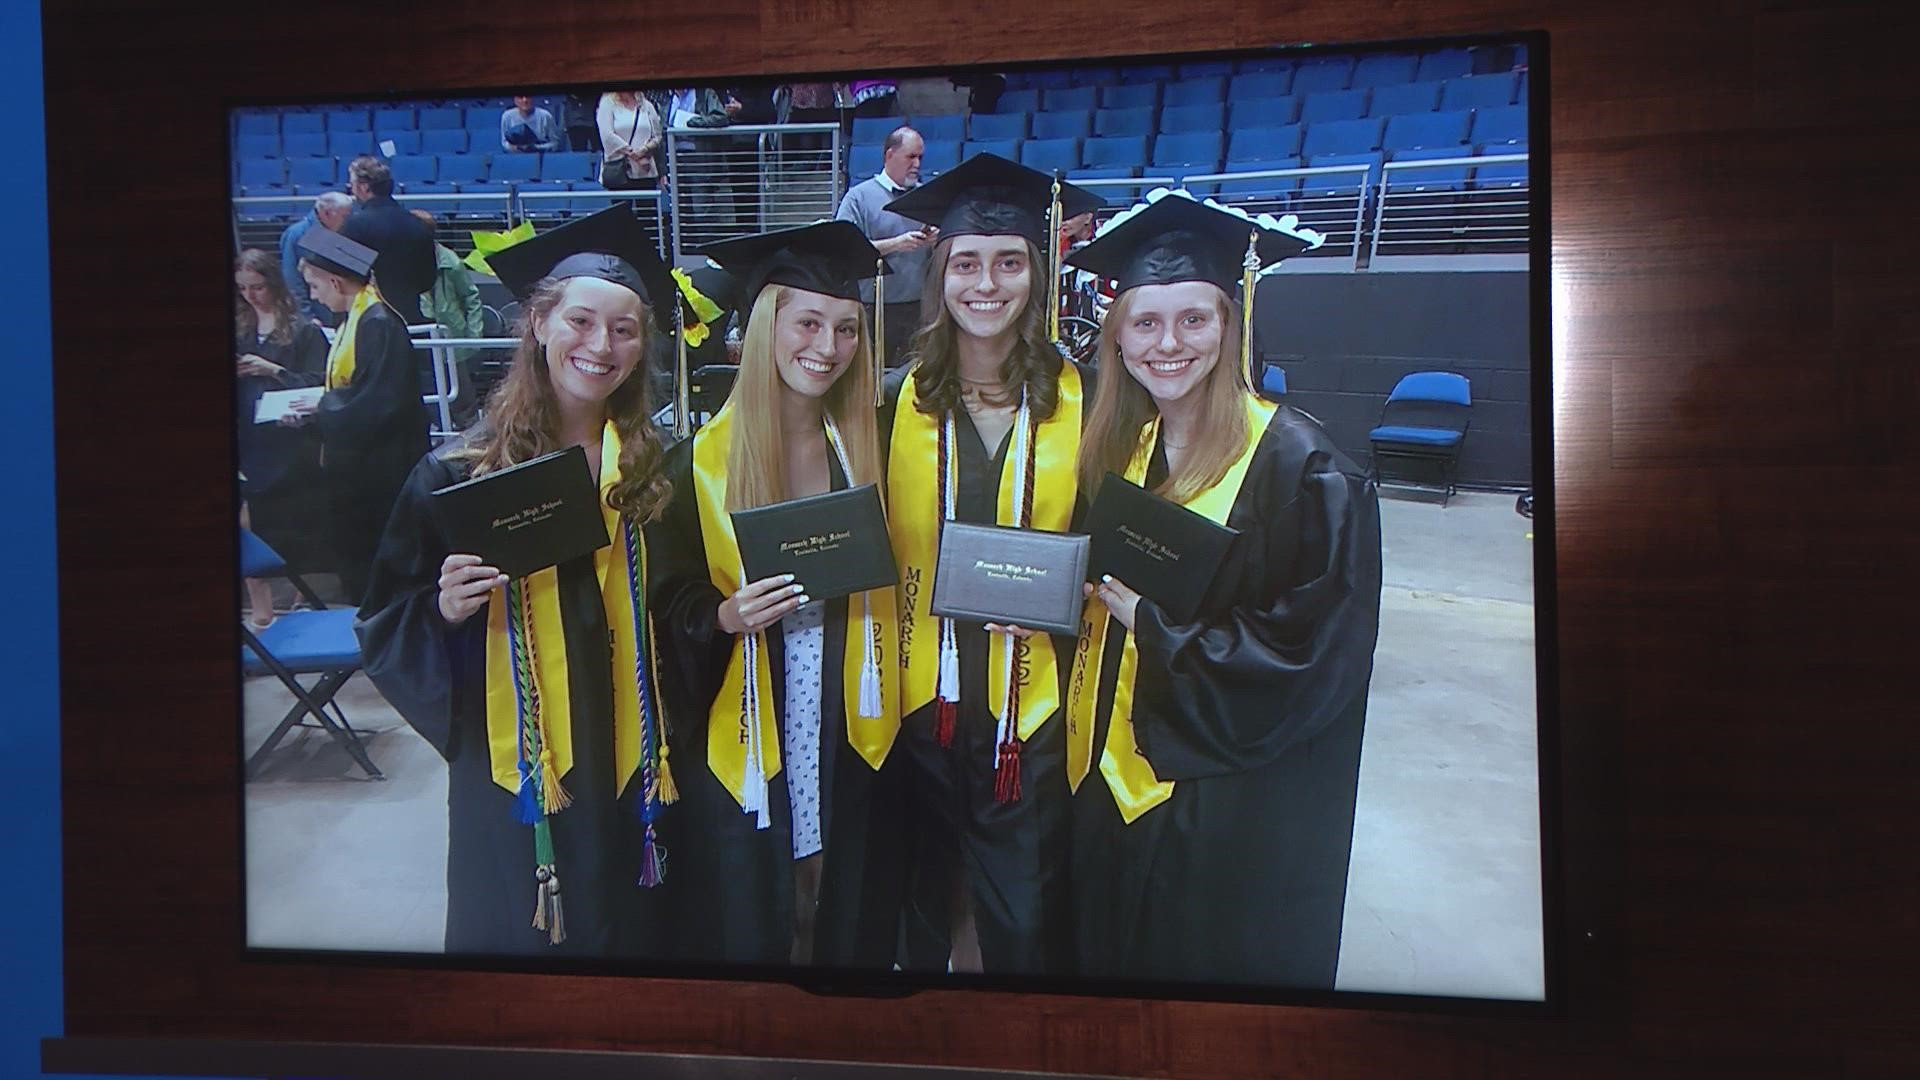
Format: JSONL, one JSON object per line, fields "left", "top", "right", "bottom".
{"left": 1240, "top": 228, "right": 1259, "bottom": 392}
{"left": 1047, "top": 174, "right": 1063, "bottom": 344}
{"left": 674, "top": 304, "right": 691, "bottom": 439}
{"left": 873, "top": 258, "right": 887, "bottom": 405}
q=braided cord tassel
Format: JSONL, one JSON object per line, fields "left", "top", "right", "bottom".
{"left": 625, "top": 521, "right": 667, "bottom": 888}
{"left": 508, "top": 580, "right": 565, "bottom": 944}
{"left": 993, "top": 393, "right": 1036, "bottom": 804}
{"left": 933, "top": 410, "right": 960, "bottom": 747}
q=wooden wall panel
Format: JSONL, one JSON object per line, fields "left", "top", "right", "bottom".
{"left": 46, "top": 0, "right": 1920, "bottom": 1074}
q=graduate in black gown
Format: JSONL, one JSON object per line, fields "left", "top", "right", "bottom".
{"left": 234, "top": 248, "right": 330, "bottom": 576}
{"left": 1063, "top": 192, "right": 1383, "bottom": 987}
{"left": 647, "top": 223, "right": 906, "bottom": 967}
{"left": 878, "top": 155, "right": 1101, "bottom": 973}
{"left": 355, "top": 207, "right": 682, "bottom": 956}
{"left": 290, "top": 228, "right": 431, "bottom": 603}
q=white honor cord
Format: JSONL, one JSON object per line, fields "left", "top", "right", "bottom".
{"left": 742, "top": 629, "right": 771, "bottom": 829}
{"left": 824, "top": 416, "right": 884, "bottom": 718}
{"left": 936, "top": 411, "right": 960, "bottom": 704}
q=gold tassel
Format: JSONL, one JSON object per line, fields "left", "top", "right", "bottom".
{"left": 546, "top": 872, "right": 565, "bottom": 945}
{"left": 873, "top": 258, "right": 886, "bottom": 404}
{"left": 539, "top": 749, "right": 572, "bottom": 814}
{"left": 674, "top": 304, "right": 691, "bottom": 439}
{"left": 1047, "top": 175, "right": 1063, "bottom": 344}
{"left": 1240, "top": 228, "right": 1260, "bottom": 391}
{"left": 531, "top": 865, "right": 551, "bottom": 932}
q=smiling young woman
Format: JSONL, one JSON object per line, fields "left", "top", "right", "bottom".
{"left": 645, "top": 222, "right": 906, "bottom": 967}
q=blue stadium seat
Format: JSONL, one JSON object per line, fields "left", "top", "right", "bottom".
{"left": 1027, "top": 70, "right": 1075, "bottom": 90}
{"left": 1300, "top": 89, "right": 1370, "bottom": 124}
{"left": 1095, "top": 107, "right": 1154, "bottom": 138}
{"left": 374, "top": 108, "right": 416, "bottom": 131}
{"left": 961, "top": 139, "right": 1022, "bottom": 162}
{"left": 282, "top": 132, "right": 328, "bottom": 157}
{"left": 238, "top": 159, "right": 284, "bottom": 188}
{"left": 437, "top": 154, "right": 488, "bottom": 183}
{"left": 920, "top": 139, "right": 962, "bottom": 176}
{"left": 490, "top": 153, "right": 540, "bottom": 182}
{"left": 1472, "top": 142, "right": 1528, "bottom": 189}
{"left": 1150, "top": 131, "right": 1223, "bottom": 172}
{"left": 288, "top": 157, "right": 337, "bottom": 187}
{"left": 1066, "top": 167, "right": 1146, "bottom": 202}
{"left": 1163, "top": 77, "right": 1226, "bottom": 107}
{"left": 1020, "top": 137, "right": 1080, "bottom": 174}
{"left": 1120, "top": 64, "right": 1174, "bottom": 83}
{"left": 389, "top": 155, "right": 436, "bottom": 185}
{"left": 993, "top": 89, "right": 1041, "bottom": 114}
{"left": 1236, "top": 56, "right": 1293, "bottom": 75}
{"left": 236, "top": 113, "right": 278, "bottom": 136}
{"left": 236, "top": 184, "right": 292, "bottom": 223}
{"left": 376, "top": 130, "right": 421, "bottom": 156}
{"left": 1416, "top": 49, "right": 1474, "bottom": 83}
{"left": 568, "top": 183, "right": 617, "bottom": 216}
{"left": 292, "top": 183, "right": 340, "bottom": 197}
{"left": 1159, "top": 102, "right": 1225, "bottom": 133}
{"left": 398, "top": 181, "right": 460, "bottom": 216}
{"left": 1042, "top": 86, "right": 1098, "bottom": 112}
{"left": 1212, "top": 157, "right": 1303, "bottom": 196}
{"left": 1301, "top": 117, "right": 1384, "bottom": 156}
{"left": 849, "top": 144, "right": 884, "bottom": 179}
{"left": 851, "top": 115, "right": 897, "bottom": 145}
{"left": 282, "top": 113, "right": 325, "bottom": 136}
{"left": 421, "top": 128, "right": 468, "bottom": 155}
{"left": 1303, "top": 151, "right": 1383, "bottom": 197}
{"left": 540, "top": 150, "right": 594, "bottom": 181}
{"left": 235, "top": 133, "right": 279, "bottom": 158}
{"left": 328, "top": 131, "right": 372, "bottom": 158}
{"left": 1367, "top": 80, "right": 1444, "bottom": 117}
{"left": 1100, "top": 83, "right": 1159, "bottom": 110}
{"left": 1441, "top": 72, "right": 1519, "bottom": 111}
{"left": 418, "top": 106, "right": 462, "bottom": 130}
{"left": 1082, "top": 135, "right": 1149, "bottom": 171}
{"left": 1386, "top": 146, "right": 1471, "bottom": 192}
{"left": 911, "top": 113, "right": 966, "bottom": 142}
{"left": 1230, "top": 72, "right": 1292, "bottom": 99}
{"left": 457, "top": 181, "right": 511, "bottom": 217}
{"left": 1382, "top": 110, "right": 1470, "bottom": 151}
{"left": 969, "top": 112, "right": 1027, "bottom": 140}
{"left": 1031, "top": 110, "right": 1092, "bottom": 140}
{"left": 1228, "top": 124, "right": 1304, "bottom": 161}
{"left": 465, "top": 107, "right": 503, "bottom": 134}
{"left": 1069, "top": 68, "right": 1114, "bottom": 88}
{"left": 1290, "top": 58, "right": 1355, "bottom": 96}
{"left": 325, "top": 109, "right": 370, "bottom": 133}
{"left": 1229, "top": 97, "right": 1297, "bottom": 128}
{"left": 516, "top": 180, "right": 572, "bottom": 218}
{"left": 1178, "top": 60, "right": 1235, "bottom": 80}
{"left": 1469, "top": 105, "right": 1528, "bottom": 146}
{"left": 1351, "top": 53, "right": 1418, "bottom": 88}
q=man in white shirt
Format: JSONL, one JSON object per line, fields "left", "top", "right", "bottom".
{"left": 833, "top": 126, "right": 937, "bottom": 367}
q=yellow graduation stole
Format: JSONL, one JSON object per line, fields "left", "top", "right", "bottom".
{"left": 888, "top": 362, "right": 1083, "bottom": 741}
{"left": 324, "top": 283, "right": 383, "bottom": 390}
{"left": 691, "top": 403, "right": 902, "bottom": 826}
{"left": 1066, "top": 394, "right": 1276, "bottom": 823}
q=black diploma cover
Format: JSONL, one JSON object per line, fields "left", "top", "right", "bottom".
{"left": 1082, "top": 471, "right": 1239, "bottom": 625}
{"left": 930, "top": 521, "right": 1089, "bottom": 636}
{"left": 429, "top": 445, "right": 611, "bottom": 579}
{"left": 730, "top": 484, "right": 898, "bottom": 601}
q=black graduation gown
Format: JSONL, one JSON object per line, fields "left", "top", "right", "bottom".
{"left": 1070, "top": 404, "right": 1383, "bottom": 989}
{"left": 879, "top": 366, "right": 1082, "bottom": 976}
{"left": 236, "top": 323, "right": 329, "bottom": 570}
{"left": 354, "top": 440, "right": 671, "bottom": 958}
{"left": 645, "top": 435, "right": 907, "bottom": 968}
{"left": 313, "top": 298, "right": 430, "bottom": 602}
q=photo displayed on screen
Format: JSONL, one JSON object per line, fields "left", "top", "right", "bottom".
{"left": 232, "top": 37, "right": 1545, "bottom": 1004}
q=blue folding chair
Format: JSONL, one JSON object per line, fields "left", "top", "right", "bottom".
{"left": 1259, "top": 363, "right": 1288, "bottom": 401}
{"left": 1368, "top": 372, "right": 1472, "bottom": 505}
{"left": 240, "top": 529, "right": 382, "bottom": 780}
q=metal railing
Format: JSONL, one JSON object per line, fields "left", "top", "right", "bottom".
{"left": 1178, "top": 163, "right": 1375, "bottom": 270}
{"left": 664, "top": 122, "right": 843, "bottom": 260}
{"left": 1368, "top": 153, "right": 1529, "bottom": 266}
{"left": 231, "top": 189, "right": 667, "bottom": 259}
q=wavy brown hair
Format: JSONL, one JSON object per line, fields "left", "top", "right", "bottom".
{"left": 453, "top": 277, "right": 672, "bottom": 524}
{"left": 1076, "top": 285, "right": 1252, "bottom": 504}
{"left": 723, "top": 285, "right": 883, "bottom": 512}
{"left": 234, "top": 248, "right": 299, "bottom": 347}
{"left": 903, "top": 235, "right": 1062, "bottom": 420}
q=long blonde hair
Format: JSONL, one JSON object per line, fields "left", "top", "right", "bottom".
{"left": 454, "top": 277, "right": 672, "bottom": 524}
{"left": 1077, "top": 285, "right": 1252, "bottom": 503}
{"left": 903, "top": 235, "right": 1062, "bottom": 419}
{"left": 723, "top": 284, "right": 883, "bottom": 511}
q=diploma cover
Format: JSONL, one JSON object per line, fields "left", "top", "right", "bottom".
{"left": 930, "top": 521, "right": 1089, "bottom": 636}
{"left": 1082, "top": 471, "right": 1239, "bottom": 624}
{"left": 730, "top": 483, "right": 898, "bottom": 602}
{"left": 430, "top": 445, "right": 611, "bottom": 579}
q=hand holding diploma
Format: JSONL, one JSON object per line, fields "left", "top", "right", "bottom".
{"left": 1085, "top": 574, "right": 1142, "bottom": 633}
{"left": 719, "top": 573, "right": 808, "bottom": 635}
{"left": 438, "top": 553, "right": 507, "bottom": 625}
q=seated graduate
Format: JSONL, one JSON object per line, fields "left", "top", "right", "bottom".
{"left": 234, "top": 248, "right": 330, "bottom": 579}
{"left": 1062, "top": 191, "right": 1384, "bottom": 988}
{"left": 354, "top": 206, "right": 681, "bottom": 957}
{"left": 290, "top": 228, "right": 432, "bottom": 604}
{"left": 878, "top": 154, "right": 1102, "bottom": 974}
{"left": 645, "top": 222, "right": 905, "bottom": 967}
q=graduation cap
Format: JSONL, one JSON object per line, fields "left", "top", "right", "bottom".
{"left": 883, "top": 152, "right": 1102, "bottom": 247}
{"left": 485, "top": 205, "right": 676, "bottom": 333}
{"left": 296, "top": 227, "right": 377, "bottom": 281}
{"left": 698, "top": 221, "right": 883, "bottom": 307}
{"left": 1064, "top": 189, "right": 1322, "bottom": 297}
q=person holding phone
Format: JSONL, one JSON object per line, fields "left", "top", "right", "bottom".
{"left": 354, "top": 207, "right": 681, "bottom": 956}
{"left": 234, "top": 248, "right": 328, "bottom": 584}
{"left": 646, "top": 222, "right": 905, "bottom": 967}
{"left": 1063, "top": 191, "right": 1383, "bottom": 988}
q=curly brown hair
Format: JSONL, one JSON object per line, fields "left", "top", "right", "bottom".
{"left": 902, "top": 235, "right": 1062, "bottom": 420}
{"left": 234, "top": 248, "right": 299, "bottom": 347}
{"left": 454, "top": 277, "right": 672, "bottom": 524}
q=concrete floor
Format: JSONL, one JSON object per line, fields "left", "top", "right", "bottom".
{"left": 243, "top": 488, "right": 1543, "bottom": 999}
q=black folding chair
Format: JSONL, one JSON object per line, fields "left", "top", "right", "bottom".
{"left": 240, "top": 528, "right": 383, "bottom": 780}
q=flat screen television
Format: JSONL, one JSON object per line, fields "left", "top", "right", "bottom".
{"left": 228, "top": 30, "right": 1551, "bottom": 1013}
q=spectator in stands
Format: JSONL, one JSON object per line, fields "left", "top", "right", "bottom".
{"left": 343, "top": 155, "right": 436, "bottom": 326}
{"left": 501, "top": 95, "right": 563, "bottom": 153}
{"left": 847, "top": 78, "right": 898, "bottom": 125}
{"left": 409, "top": 209, "right": 485, "bottom": 429}
{"left": 596, "top": 90, "right": 663, "bottom": 190}
{"left": 834, "top": 126, "right": 936, "bottom": 367}
{"left": 287, "top": 228, "right": 431, "bottom": 604}
{"left": 234, "top": 248, "right": 330, "bottom": 587}
{"left": 279, "top": 191, "right": 353, "bottom": 327}
{"left": 562, "top": 92, "right": 600, "bottom": 153}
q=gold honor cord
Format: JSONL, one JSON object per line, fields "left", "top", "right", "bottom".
{"left": 1241, "top": 229, "right": 1260, "bottom": 391}
{"left": 1047, "top": 175, "right": 1063, "bottom": 344}
{"left": 873, "top": 257, "right": 886, "bottom": 406}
